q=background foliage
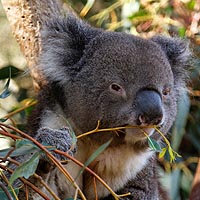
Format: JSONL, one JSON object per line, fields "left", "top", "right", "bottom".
{"left": 0, "top": 0, "right": 199, "bottom": 199}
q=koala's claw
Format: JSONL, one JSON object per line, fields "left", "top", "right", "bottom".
{"left": 35, "top": 127, "right": 76, "bottom": 161}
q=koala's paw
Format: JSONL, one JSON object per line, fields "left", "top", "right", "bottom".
{"left": 35, "top": 127, "right": 76, "bottom": 161}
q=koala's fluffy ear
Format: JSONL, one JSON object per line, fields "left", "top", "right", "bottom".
{"left": 151, "top": 36, "right": 191, "bottom": 85}
{"left": 39, "top": 15, "right": 102, "bottom": 84}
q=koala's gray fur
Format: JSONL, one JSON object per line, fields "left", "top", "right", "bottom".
{"left": 25, "top": 14, "right": 190, "bottom": 200}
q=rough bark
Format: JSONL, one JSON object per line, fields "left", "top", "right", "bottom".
{"left": 1, "top": 0, "right": 63, "bottom": 90}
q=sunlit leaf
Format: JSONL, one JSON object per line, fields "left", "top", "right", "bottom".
{"left": 187, "top": 0, "right": 195, "bottom": 10}
{"left": 80, "top": 0, "right": 95, "bottom": 17}
{"left": 168, "top": 147, "right": 176, "bottom": 163}
{"left": 159, "top": 147, "right": 167, "bottom": 159}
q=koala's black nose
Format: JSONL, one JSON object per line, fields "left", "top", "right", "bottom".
{"left": 136, "top": 89, "right": 163, "bottom": 125}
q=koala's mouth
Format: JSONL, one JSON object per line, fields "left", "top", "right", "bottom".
{"left": 123, "top": 125, "right": 155, "bottom": 144}
{"left": 111, "top": 124, "right": 156, "bottom": 143}
{"left": 125, "top": 127, "right": 154, "bottom": 136}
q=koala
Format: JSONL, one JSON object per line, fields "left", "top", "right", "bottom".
{"left": 24, "top": 15, "right": 190, "bottom": 200}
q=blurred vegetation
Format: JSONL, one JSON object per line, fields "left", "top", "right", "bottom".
{"left": 0, "top": 0, "right": 199, "bottom": 199}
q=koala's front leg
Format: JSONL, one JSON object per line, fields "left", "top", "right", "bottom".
{"left": 33, "top": 126, "right": 76, "bottom": 176}
{"left": 16, "top": 107, "right": 78, "bottom": 199}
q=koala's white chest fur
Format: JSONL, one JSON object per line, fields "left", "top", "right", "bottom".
{"left": 76, "top": 140, "right": 153, "bottom": 199}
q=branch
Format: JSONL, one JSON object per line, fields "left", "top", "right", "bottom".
{"left": 189, "top": 158, "right": 200, "bottom": 200}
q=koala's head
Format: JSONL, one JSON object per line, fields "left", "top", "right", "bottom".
{"left": 40, "top": 16, "right": 190, "bottom": 145}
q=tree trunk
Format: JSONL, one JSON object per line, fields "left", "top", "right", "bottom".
{"left": 1, "top": 0, "right": 63, "bottom": 90}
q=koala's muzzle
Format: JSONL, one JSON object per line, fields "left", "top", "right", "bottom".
{"left": 136, "top": 89, "right": 163, "bottom": 125}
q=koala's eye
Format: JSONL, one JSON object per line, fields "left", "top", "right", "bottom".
{"left": 162, "top": 88, "right": 171, "bottom": 96}
{"left": 109, "top": 83, "right": 126, "bottom": 98}
{"left": 110, "top": 83, "right": 121, "bottom": 92}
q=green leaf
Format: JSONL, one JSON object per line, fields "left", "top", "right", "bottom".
{"left": 159, "top": 147, "right": 167, "bottom": 159}
{"left": 168, "top": 147, "right": 176, "bottom": 163}
{"left": 0, "top": 187, "right": 19, "bottom": 199}
{"left": 0, "top": 118, "right": 8, "bottom": 122}
{"left": 147, "top": 137, "right": 162, "bottom": 152}
{"left": 0, "top": 147, "right": 13, "bottom": 157}
{"left": 172, "top": 91, "right": 190, "bottom": 151}
{"left": 66, "top": 120, "right": 77, "bottom": 146}
{"left": 178, "top": 27, "right": 186, "bottom": 37}
{"left": 0, "top": 145, "right": 39, "bottom": 158}
{"left": 0, "top": 69, "right": 11, "bottom": 99}
{"left": 170, "top": 169, "right": 181, "bottom": 200}
{"left": 0, "top": 139, "right": 56, "bottom": 158}
{"left": 9, "top": 152, "right": 40, "bottom": 184}
{"left": 76, "top": 139, "right": 112, "bottom": 179}
{"left": 167, "top": 147, "right": 181, "bottom": 163}
{"left": 15, "top": 139, "right": 37, "bottom": 148}
{"left": 0, "top": 85, "right": 10, "bottom": 98}
{"left": 0, "top": 65, "right": 21, "bottom": 80}
{"left": 187, "top": 0, "right": 195, "bottom": 10}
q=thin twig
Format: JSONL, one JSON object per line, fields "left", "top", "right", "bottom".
{"left": 77, "top": 121, "right": 156, "bottom": 139}
{"left": 0, "top": 130, "right": 21, "bottom": 140}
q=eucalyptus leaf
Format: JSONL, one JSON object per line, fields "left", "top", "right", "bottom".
{"left": 15, "top": 139, "right": 37, "bottom": 148}
{"left": 168, "top": 147, "right": 176, "bottom": 163}
{"left": 147, "top": 137, "right": 162, "bottom": 152}
{"left": 0, "top": 145, "right": 39, "bottom": 158}
{"left": 170, "top": 169, "right": 181, "bottom": 200}
{"left": 159, "top": 147, "right": 167, "bottom": 159}
{"left": 0, "top": 68, "right": 11, "bottom": 99}
{"left": 0, "top": 65, "right": 21, "bottom": 80}
{"left": 0, "top": 187, "right": 19, "bottom": 199}
{"left": 66, "top": 120, "right": 77, "bottom": 146}
{"left": 172, "top": 91, "right": 190, "bottom": 151}
{"left": 9, "top": 152, "right": 40, "bottom": 184}
{"left": 0, "top": 87, "right": 10, "bottom": 99}
{"left": 0, "top": 118, "right": 8, "bottom": 122}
